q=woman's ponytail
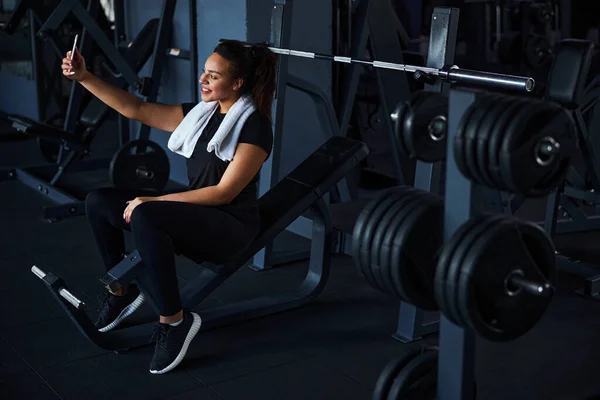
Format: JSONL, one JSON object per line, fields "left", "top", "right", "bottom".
{"left": 248, "top": 44, "right": 277, "bottom": 119}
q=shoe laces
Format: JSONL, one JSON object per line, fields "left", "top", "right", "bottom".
{"left": 150, "top": 324, "right": 172, "bottom": 348}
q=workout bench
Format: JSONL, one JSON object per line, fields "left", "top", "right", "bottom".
{"left": 31, "top": 136, "right": 369, "bottom": 351}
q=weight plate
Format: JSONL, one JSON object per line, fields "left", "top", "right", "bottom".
{"left": 390, "top": 195, "right": 443, "bottom": 310}
{"left": 445, "top": 213, "right": 505, "bottom": 326}
{"left": 374, "top": 189, "right": 427, "bottom": 297}
{"left": 464, "top": 94, "right": 503, "bottom": 185}
{"left": 524, "top": 35, "right": 553, "bottom": 70}
{"left": 500, "top": 100, "right": 551, "bottom": 193}
{"left": 457, "top": 216, "right": 556, "bottom": 341}
{"left": 353, "top": 187, "right": 410, "bottom": 290}
{"left": 393, "top": 101, "right": 411, "bottom": 158}
{"left": 361, "top": 189, "right": 415, "bottom": 292}
{"left": 487, "top": 97, "right": 530, "bottom": 189}
{"left": 386, "top": 349, "right": 438, "bottom": 400}
{"left": 379, "top": 190, "right": 431, "bottom": 299}
{"left": 388, "top": 193, "right": 437, "bottom": 305}
{"left": 434, "top": 213, "right": 502, "bottom": 325}
{"left": 403, "top": 92, "right": 449, "bottom": 162}
{"left": 373, "top": 347, "right": 424, "bottom": 400}
{"left": 500, "top": 105, "right": 573, "bottom": 196}
{"left": 453, "top": 100, "right": 480, "bottom": 179}
{"left": 475, "top": 97, "right": 513, "bottom": 188}
{"left": 109, "top": 139, "right": 170, "bottom": 190}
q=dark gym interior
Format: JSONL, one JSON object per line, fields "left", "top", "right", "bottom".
{"left": 2, "top": 0, "right": 600, "bottom": 399}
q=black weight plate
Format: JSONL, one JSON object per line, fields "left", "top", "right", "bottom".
{"left": 525, "top": 35, "right": 553, "bottom": 70}
{"left": 37, "top": 137, "right": 61, "bottom": 164}
{"left": 434, "top": 213, "right": 502, "bottom": 325}
{"left": 393, "top": 101, "right": 411, "bottom": 158}
{"left": 373, "top": 347, "right": 424, "bottom": 400}
{"left": 110, "top": 139, "right": 170, "bottom": 190}
{"left": 353, "top": 186, "right": 408, "bottom": 287}
{"left": 458, "top": 216, "right": 556, "bottom": 341}
{"left": 475, "top": 97, "right": 514, "bottom": 188}
{"left": 404, "top": 92, "right": 449, "bottom": 162}
{"left": 386, "top": 349, "right": 438, "bottom": 400}
{"left": 453, "top": 100, "right": 480, "bottom": 179}
{"left": 499, "top": 101, "right": 549, "bottom": 193}
{"left": 373, "top": 189, "right": 428, "bottom": 297}
{"left": 487, "top": 97, "right": 530, "bottom": 189}
{"left": 489, "top": 97, "right": 535, "bottom": 191}
{"left": 390, "top": 195, "right": 444, "bottom": 310}
{"left": 379, "top": 190, "right": 432, "bottom": 299}
{"left": 361, "top": 189, "right": 417, "bottom": 292}
{"left": 445, "top": 213, "right": 506, "bottom": 326}
{"left": 356, "top": 187, "right": 412, "bottom": 290}
{"left": 388, "top": 193, "right": 437, "bottom": 306}
{"left": 500, "top": 106, "right": 572, "bottom": 196}
{"left": 464, "top": 94, "right": 503, "bottom": 186}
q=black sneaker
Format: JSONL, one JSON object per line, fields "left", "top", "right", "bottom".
{"left": 95, "top": 285, "right": 146, "bottom": 332}
{"left": 149, "top": 310, "right": 202, "bottom": 374}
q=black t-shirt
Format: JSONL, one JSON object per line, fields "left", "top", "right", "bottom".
{"left": 180, "top": 103, "right": 273, "bottom": 215}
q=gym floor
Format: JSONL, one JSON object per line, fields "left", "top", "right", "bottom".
{"left": 2, "top": 118, "right": 600, "bottom": 400}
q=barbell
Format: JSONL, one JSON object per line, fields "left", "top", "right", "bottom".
{"left": 226, "top": 40, "right": 536, "bottom": 93}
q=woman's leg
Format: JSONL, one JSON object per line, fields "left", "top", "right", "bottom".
{"left": 129, "top": 200, "right": 258, "bottom": 318}
{"left": 85, "top": 187, "right": 164, "bottom": 331}
{"left": 128, "top": 200, "right": 258, "bottom": 375}
{"left": 85, "top": 187, "right": 160, "bottom": 274}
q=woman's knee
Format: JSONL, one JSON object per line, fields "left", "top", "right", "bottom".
{"left": 129, "top": 202, "right": 159, "bottom": 228}
{"left": 85, "top": 187, "right": 129, "bottom": 223}
{"left": 86, "top": 187, "right": 113, "bottom": 214}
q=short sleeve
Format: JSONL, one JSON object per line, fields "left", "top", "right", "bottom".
{"left": 181, "top": 103, "right": 196, "bottom": 117}
{"left": 238, "top": 111, "right": 273, "bottom": 158}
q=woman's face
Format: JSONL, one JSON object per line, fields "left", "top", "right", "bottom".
{"left": 199, "top": 52, "right": 242, "bottom": 103}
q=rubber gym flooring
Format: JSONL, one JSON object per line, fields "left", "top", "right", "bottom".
{"left": 2, "top": 116, "right": 600, "bottom": 400}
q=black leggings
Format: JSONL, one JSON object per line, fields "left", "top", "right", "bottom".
{"left": 85, "top": 187, "right": 260, "bottom": 316}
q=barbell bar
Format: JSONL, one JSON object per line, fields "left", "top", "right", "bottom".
{"left": 268, "top": 46, "right": 535, "bottom": 93}
{"left": 223, "top": 40, "right": 536, "bottom": 93}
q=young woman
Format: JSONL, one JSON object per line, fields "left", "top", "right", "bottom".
{"left": 61, "top": 39, "right": 277, "bottom": 374}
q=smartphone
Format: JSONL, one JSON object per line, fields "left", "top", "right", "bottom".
{"left": 70, "top": 34, "right": 79, "bottom": 60}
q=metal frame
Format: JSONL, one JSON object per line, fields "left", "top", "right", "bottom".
{"left": 392, "top": 6, "right": 459, "bottom": 343}
{"left": 437, "top": 88, "right": 480, "bottom": 400}
{"left": 250, "top": 0, "right": 295, "bottom": 271}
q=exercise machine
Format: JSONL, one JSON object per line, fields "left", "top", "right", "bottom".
{"left": 1, "top": 0, "right": 198, "bottom": 222}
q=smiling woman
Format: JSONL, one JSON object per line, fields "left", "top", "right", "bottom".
{"left": 59, "top": 39, "right": 277, "bottom": 375}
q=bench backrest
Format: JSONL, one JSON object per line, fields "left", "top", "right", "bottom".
{"left": 217, "top": 136, "right": 369, "bottom": 273}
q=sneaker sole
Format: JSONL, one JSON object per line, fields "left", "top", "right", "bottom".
{"left": 98, "top": 293, "right": 146, "bottom": 333}
{"left": 149, "top": 312, "right": 202, "bottom": 375}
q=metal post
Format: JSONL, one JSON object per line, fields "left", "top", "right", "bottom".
{"left": 189, "top": 0, "right": 199, "bottom": 103}
{"left": 393, "top": 7, "right": 460, "bottom": 343}
{"left": 113, "top": 0, "right": 130, "bottom": 146}
{"left": 437, "top": 89, "right": 477, "bottom": 400}
{"left": 28, "top": 9, "right": 42, "bottom": 122}
{"left": 137, "top": 0, "right": 176, "bottom": 142}
{"left": 338, "top": 0, "right": 371, "bottom": 138}
{"left": 251, "top": 0, "right": 293, "bottom": 271}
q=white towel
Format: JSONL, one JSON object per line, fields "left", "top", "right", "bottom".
{"left": 167, "top": 94, "right": 256, "bottom": 161}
